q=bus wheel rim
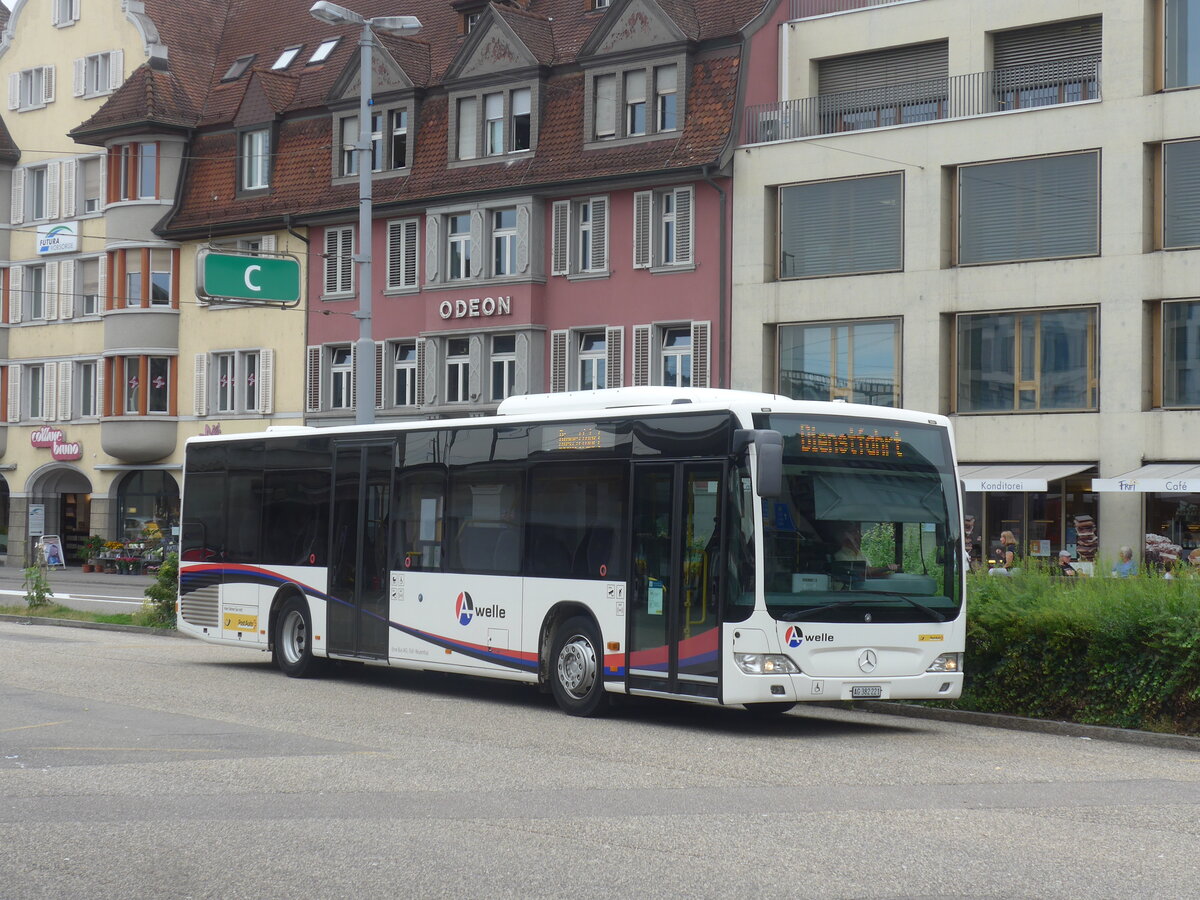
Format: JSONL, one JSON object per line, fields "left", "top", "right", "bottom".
{"left": 283, "top": 610, "right": 306, "bottom": 664}
{"left": 557, "top": 635, "right": 597, "bottom": 699}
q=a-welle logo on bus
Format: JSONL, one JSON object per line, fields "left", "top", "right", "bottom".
{"left": 453, "top": 590, "right": 507, "bottom": 627}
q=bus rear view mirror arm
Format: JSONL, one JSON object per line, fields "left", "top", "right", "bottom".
{"left": 734, "top": 429, "right": 783, "bottom": 498}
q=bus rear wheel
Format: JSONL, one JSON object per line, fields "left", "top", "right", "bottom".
{"left": 550, "top": 616, "right": 609, "bottom": 717}
{"left": 273, "top": 596, "right": 324, "bottom": 678}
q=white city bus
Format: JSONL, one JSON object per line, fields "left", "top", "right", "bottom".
{"left": 177, "top": 387, "right": 964, "bottom": 716}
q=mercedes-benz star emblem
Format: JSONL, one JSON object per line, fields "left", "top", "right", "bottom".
{"left": 858, "top": 649, "right": 878, "bottom": 673}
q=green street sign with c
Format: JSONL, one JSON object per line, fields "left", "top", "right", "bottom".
{"left": 199, "top": 250, "right": 302, "bottom": 304}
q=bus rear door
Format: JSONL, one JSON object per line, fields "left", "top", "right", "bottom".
{"left": 327, "top": 441, "right": 395, "bottom": 659}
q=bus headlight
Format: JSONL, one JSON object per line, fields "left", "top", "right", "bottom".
{"left": 735, "top": 653, "right": 800, "bottom": 675}
{"left": 926, "top": 653, "right": 962, "bottom": 673}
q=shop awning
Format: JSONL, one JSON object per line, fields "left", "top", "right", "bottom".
{"left": 959, "top": 463, "right": 1094, "bottom": 492}
{"left": 1092, "top": 463, "right": 1200, "bottom": 493}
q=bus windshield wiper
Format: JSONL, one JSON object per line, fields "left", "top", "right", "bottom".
{"left": 779, "top": 592, "right": 946, "bottom": 623}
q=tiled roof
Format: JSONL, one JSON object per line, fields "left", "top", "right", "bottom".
{"left": 0, "top": 114, "right": 19, "bottom": 165}
{"left": 71, "top": 64, "right": 199, "bottom": 140}
{"left": 168, "top": 54, "right": 741, "bottom": 234}
{"left": 126, "top": 0, "right": 771, "bottom": 235}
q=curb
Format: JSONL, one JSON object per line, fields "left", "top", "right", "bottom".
{"left": 846, "top": 700, "right": 1200, "bottom": 752}
{"left": 0, "top": 613, "right": 186, "bottom": 638}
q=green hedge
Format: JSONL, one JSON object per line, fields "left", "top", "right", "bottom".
{"left": 953, "top": 566, "right": 1200, "bottom": 735}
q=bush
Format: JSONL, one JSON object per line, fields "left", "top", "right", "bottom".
{"left": 955, "top": 566, "right": 1200, "bottom": 734}
{"left": 23, "top": 565, "right": 52, "bottom": 609}
{"left": 137, "top": 552, "right": 178, "bottom": 628}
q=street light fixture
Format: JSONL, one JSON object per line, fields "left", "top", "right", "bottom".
{"left": 309, "top": 2, "right": 422, "bottom": 425}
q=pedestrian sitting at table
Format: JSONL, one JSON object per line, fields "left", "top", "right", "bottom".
{"left": 1111, "top": 546, "right": 1136, "bottom": 577}
{"left": 1055, "top": 549, "right": 1077, "bottom": 576}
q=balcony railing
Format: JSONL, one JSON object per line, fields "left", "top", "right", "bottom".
{"left": 791, "top": 0, "right": 919, "bottom": 19}
{"left": 745, "top": 56, "right": 1100, "bottom": 145}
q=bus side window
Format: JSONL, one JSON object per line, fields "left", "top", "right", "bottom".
{"left": 395, "top": 468, "right": 445, "bottom": 571}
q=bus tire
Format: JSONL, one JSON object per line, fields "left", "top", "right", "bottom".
{"left": 550, "top": 615, "right": 609, "bottom": 717}
{"left": 743, "top": 702, "right": 796, "bottom": 717}
{"left": 273, "top": 596, "right": 323, "bottom": 678}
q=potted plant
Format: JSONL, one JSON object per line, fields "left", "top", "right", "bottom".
{"left": 103, "top": 540, "right": 125, "bottom": 573}
{"left": 79, "top": 535, "right": 105, "bottom": 573}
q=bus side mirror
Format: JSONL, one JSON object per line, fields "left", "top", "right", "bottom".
{"left": 735, "top": 429, "right": 783, "bottom": 498}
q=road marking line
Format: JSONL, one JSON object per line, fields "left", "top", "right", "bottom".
{"left": 1, "top": 721, "right": 67, "bottom": 733}
{"left": 31, "top": 747, "right": 219, "bottom": 753}
{"left": 0, "top": 588, "right": 143, "bottom": 605}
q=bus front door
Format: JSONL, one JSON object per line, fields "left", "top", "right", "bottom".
{"left": 628, "top": 463, "right": 722, "bottom": 699}
{"left": 327, "top": 442, "right": 395, "bottom": 659}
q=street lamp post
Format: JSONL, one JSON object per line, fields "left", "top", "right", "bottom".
{"left": 309, "top": 2, "right": 422, "bottom": 425}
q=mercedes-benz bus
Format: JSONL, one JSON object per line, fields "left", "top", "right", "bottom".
{"left": 177, "top": 387, "right": 964, "bottom": 716}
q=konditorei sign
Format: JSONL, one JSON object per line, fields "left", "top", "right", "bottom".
{"left": 37, "top": 222, "right": 80, "bottom": 255}
{"left": 30, "top": 426, "right": 82, "bottom": 461}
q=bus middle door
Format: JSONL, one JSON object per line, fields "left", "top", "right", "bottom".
{"left": 628, "top": 462, "right": 722, "bottom": 699}
{"left": 327, "top": 441, "right": 395, "bottom": 660}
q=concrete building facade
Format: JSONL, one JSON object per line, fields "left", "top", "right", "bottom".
{"left": 733, "top": 0, "right": 1200, "bottom": 569}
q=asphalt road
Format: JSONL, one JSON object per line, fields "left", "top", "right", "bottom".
{"left": 0, "top": 565, "right": 152, "bottom": 615}
{"left": 2, "top": 620, "right": 1198, "bottom": 900}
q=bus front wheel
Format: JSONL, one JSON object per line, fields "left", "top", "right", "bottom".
{"left": 273, "top": 596, "right": 324, "bottom": 678}
{"left": 550, "top": 616, "right": 609, "bottom": 717}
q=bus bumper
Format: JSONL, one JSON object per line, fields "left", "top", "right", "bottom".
{"left": 723, "top": 671, "right": 963, "bottom": 705}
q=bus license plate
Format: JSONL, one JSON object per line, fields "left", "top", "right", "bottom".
{"left": 851, "top": 685, "right": 883, "bottom": 699}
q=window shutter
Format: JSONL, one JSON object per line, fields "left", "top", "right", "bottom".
{"left": 590, "top": 196, "right": 608, "bottom": 271}
{"left": 7, "top": 366, "right": 20, "bottom": 422}
{"left": 690, "top": 321, "right": 710, "bottom": 388}
{"left": 387, "top": 219, "right": 419, "bottom": 289}
{"left": 305, "top": 345, "right": 322, "bottom": 412}
{"left": 402, "top": 220, "right": 418, "bottom": 287}
{"left": 415, "top": 338, "right": 427, "bottom": 406}
{"left": 8, "top": 73, "right": 19, "bottom": 110}
{"left": 674, "top": 187, "right": 693, "bottom": 265}
{"left": 58, "top": 361, "right": 72, "bottom": 420}
{"left": 633, "top": 325, "right": 652, "bottom": 386}
{"left": 779, "top": 173, "right": 903, "bottom": 278}
{"left": 71, "top": 0, "right": 81, "bottom": 21}
{"left": 43, "top": 362, "right": 57, "bottom": 419}
{"left": 818, "top": 41, "right": 948, "bottom": 94}
{"left": 323, "top": 229, "right": 339, "bottom": 294}
{"left": 97, "top": 250, "right": 107, "bottom": 305}
{"left": 11, "top": 168, "right": 25, "bottom": 225}
{"left": 606, "top": 326, "right": 624, "bottom": 388}
{"left": 958, "top": 152, "right": 1098, "bottom": 265}
{"left": 375, "top": 341, "right": 385, "bottom": 409}
{"left": 42, "top": 66, "right": 55, "bottom": 104}
{"left": 61, "top": 159, "right": 77, "bottom": 218}
{"left": 633, "top": 191, "right": 652, "bottom": 268}
{"left": 59, "top": 259, "right": 74, "bottom": 318}
{"left": 45, "top": 261, "right": 59, "bottom": 319}
{"left": 96, "top": 360, "right": 105, "bottom": 417}
{"left": 339, "top": 228, "right": 354, "bottom": 293}
{"left": 551, "top": 200, "right": 569, "bottom": 275}
{"left": 550, "top": 329, "right": 568, "bottom": 392}
{"left": 425, "top": 217, "right": 440, "bottom": 283}
{"left": 469, "top": 210, "right": 484, "bottom": 278}
{"left": 109, "top": 50, "right": 124, "bottom": 92}
{"left": 259, "top": 234, "right": 276, "bottom": 252}
{"left": 993, "top": 18, "right": 1101, "bottom": 70}
{"left": 516, "top": 206, "right": 530, "bottom": 273}
{"left": 348, "top": 344, "right": 358, "bottom": 408}
{"left": 9, "top": 266, "right": 23, "bottom": 324}
{"left": 1164, "top": 140, "right": 1200, "bottom": 248}
{"left": 193, "top": 354, "right": 208, "bottom": 416}
{"left": 47, "top": 162, "right": 61, "bottom": 220}
{"left": 258, "top": 348, "right": 274, "bottom": 414}
{"left": 73, "top": 58, "right": 85, "bottom": 97}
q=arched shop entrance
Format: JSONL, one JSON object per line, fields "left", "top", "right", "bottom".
{"left": 114, "top": 470, "right": 180, "bottom": 545}
{"left": 28, "top": 465, "right": 93, "bottom": 566}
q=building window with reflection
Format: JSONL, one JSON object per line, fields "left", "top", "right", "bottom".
{"left": 778, "top": 318, "right": 900, "bottom": 406}
{"left": 956, "top": 308, "right": 1097, "bottom": 413}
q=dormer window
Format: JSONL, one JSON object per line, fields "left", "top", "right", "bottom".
{"left": 308, "top": 38, "right": 339, "bottom": 65}
{"left": 334, "top": 103, "right": 412, "bottom": 178}
{"left": 585, "top": 56, "right": 686, "bottom": 146}
{"left": 465, "top": 12, "right": 481, "bottom": 33}
{"left": 222, "top": 55, "right": 256, "bottom": 82}
{"left": 593, "top": 0, "right": 612, "bottom": 8}
{"left": 272, "top": 46, "right": 302, "bottom": 70}
{"left": 239, "top": 128, "right": 270, "bottom": 192}
{"left": 451, "top": 84, "right": 537, "bottom": 164}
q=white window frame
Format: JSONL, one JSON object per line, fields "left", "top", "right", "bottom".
{"left": 77, "top": 51, "right": 123, "bottom": 98}
{"left": 29, "top": 166, "right": 49, "bottom": 221}
{"left": 578, "top": 331, "right": 607, "bottom": 391}
{"left": 77, "top": 360, "right": 98, "bottom": 418}
{"left": 147, "top": 356, "right": 170, "bottom": 414}
{"left": 660, "top": 326, "right": 692, "bottom": 387}
{"left": 308, "top": 39, "right": 339, "bottom": 65}
{"left": 393, "top": 341, "right": 418, "bottom": 407}
{"left": 551, "top": 196, "right": 609, "bottom": 277}
{"left": 80, "top": 156, "right": 103, "bottom": 214}
{"left": 240, "top": 129, "right": 270, "bottom": 191}
{"left": 490, "top": 334, "right": 517, "bottom": 402}
{"left": 446, "top": 337, "right": 471, "bottom": 403}
{"left": 27, "top": 264, "right": 47, "bottom": 320}
{"left": 79, "top": 256, "right": 102, "bottom": 316}
{"left": 53, "top": 0, "right": 80, "bottom": 27}
{"left": 447, "top": 214, "right": 472, "bottom": 281}
{"left": 27, "top": 364, "right": 47, "bottom": 420}
{"left": 450, "top": 84, "right": 537, "bottom": 164}
{"left": 633, "top": 186, "right": 694, "bottom": 270}
{"left": 492, "top": 208, "right": 517, "bottom": 276}
{"left": 632, "top": 321, "right": 709, "bottom": 388}
{"left": 330, "top": 346, "right": 353, "bottom": 409}
{"left": 10, "top": 66, "right": 55, "bottom": 111}
{"left": 655, "top": 64, "right": 677, "bottom": 132}
{"left": 273, "top": 46, "right": 302, "bottom": 70}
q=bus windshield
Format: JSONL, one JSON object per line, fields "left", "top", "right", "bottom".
{"left": 754, "top": 413, "right": 961, "bottom": 623}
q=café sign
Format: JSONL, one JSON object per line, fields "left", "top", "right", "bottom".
{"left": 37, "top": 222, "right": 80, "bottom": 255}
{"left": 30, "top": 426, "right": 82, "bottom": 461}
